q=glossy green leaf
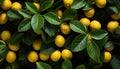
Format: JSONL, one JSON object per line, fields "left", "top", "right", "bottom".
{"left": 62, "top": 8, "right": 77, "bottom": 21}
{"left": 76, "top": 64, "right": 86, "bottom": 69}
{"left": 82, "top": 0, "right": 94, "bottom": 11}
{"left": 25, "top": 2, "right": 38, "bottom": 14}
{"left": 89, "top": 30, "right": 108, "bottom": 40}
{"left": 18, "top": 9, "right": 32, "bottom": 19}
{"left": 62, "top": 59, "right": 72, "bottom": 69}
{"left": 71, "top": 34, "right": 87, "bottom": 52}
{"left": 36, "top": 62, "right": 52, "bottom": 69}
{"left": 18, "top": 19, "right": 31, "bottom": 32}
{"left": 31, "top": 13, "right": 44, "bottom": 33}
{"left": 71, "top": 0, "right": 86, "bottom": 9}
{"left": 110, "top": 56, "right": 120, "bottom": 69}
{"left": 43, "top": 12, "right": 60, "bottom": 25}
{"left": 70, "top": 20, "right": 87, "bottom": 34}
{"left": 87, "top": 40, "right": 101, "bottom": 63}
{"left": 40, "top": 0, "right": 54, "bottom": 12}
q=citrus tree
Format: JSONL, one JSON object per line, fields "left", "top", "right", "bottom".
{"left": 0, "top": 0, "right": 120, "bottom": 69}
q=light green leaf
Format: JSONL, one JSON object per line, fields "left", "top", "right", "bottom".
{"left": 31, "top": 13, "right": 44, "bottom": 33}
{"left": 76, "top": 64, "right": 86, "bottom": 69}
{"left": 72, "top": 34, "right": 87, "bottom": 52}
{"left": 36, "top": 62, "right": 52, "bottom": 69}
{"left": 82, "top": 0, "right": 94, "bottom": 11}
{"left": 62, "top": 59, "right": 72, "bottom": 69}
{"left": 71, "top": 0, "right": 86, "bottom": 9}
{"left": 70, "top": 20, "right": 87, "bottom": 34}
{"left": 43, "top": 12, "right": 60, "bottom": 25}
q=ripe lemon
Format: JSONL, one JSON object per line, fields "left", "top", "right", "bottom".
{"left": 6, "top": 51, "right": 16, "bottom": 63}
{"left": 39, "top": 52, "right": 49, "bottom": 61}
{"left": 55, "top": 35, "right": 65, "bottom": 47}
{"left": 0, "top": 13, "right": 8, "bottom": 25}
{"left": 104, "top": 41, "right": 115, "bottom": 51}
{"left": 104, "top": 51, "right": 112, "bottom": 63}
{"left": 33, "top": 2, "right": 40, "bottom": 11}
{"left": 84, "top": 8, "right": 95, "bottom": 18}
{"left": 95, "top": 0, "right": 106, "bottom": 8}
{"left": 50, "top": 50, "right": 61, "bottom": 62}
{"left": 57, "top": 9, "right": 63, "bottom": 18}
{"left": 90, "top": 20, "right": 101, "bottom": 30}
{"left": 0, "top": 30, "right": 11, "bottom": 41}
{"left": 60, "top": 22, "right": 71, "bottom": 35}
{"left": 32, "top": 39, "right": 42, "bottom": 51}
{"left": 63, "top": 0, "right": 73, "bottom": 8}
{"left": 11, "top": 2, "right": 22, "bottom": 10}
{"left": 61, "top": 49, "right": 72, "bottom": 59}
{"left": 0, "top": 40, "right": 6, "bottom": 44}
{"left": 80, "top": 17, "right": 90, "bottom": 27}
{"left": 27, "top": 51, "right": 38, "bottom": 63}
{"left": 8, "top": 43, "right": 20, "bottom": 51}
{"left": 111, "top": 13, "right": 120, "bottom": 20}
{"left": 107, "top": 21, "right": 119, "bottom": 32}
{"left": 1, "top": 0, "right": 12, "bottom": 10}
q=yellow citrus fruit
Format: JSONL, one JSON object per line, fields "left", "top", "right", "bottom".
{"left": 90, "top": 20, "right": 101, "bottom": 30}
{"left": 8, "top": 43, "right": 20, "bottom": 51}
{"left": 111, "top": 13, "right": 120, "bottom": 20}
{"left": 0, "top": 13, "right": 8, "bottom": 25}
{"left": 107, "top": 21, "right": 119, "bottom": 32}
{"left": 80, "top": 17, "right": 91, "bottom": 27}
{"left": 6, "top": 51, "right": 16, "bottom": 63}
{"left": 95, "top": 0, "right": 106, "bottom": 8}
{"left": 39, "top": 52, "right": 49, "bottom": 61}
{"left": 0, "top": 40, "right": 6, "bottom": 44}
{"left": 104, "top": 41, "right": 115, "bottom": 51}
{"left": 32, "top": 39, "right": 42, "bottom": 51}
{"left": 61, "top": 49, "right": 72, "bottom": 59}
{"left": 57, "top": 9, "right": 63, "bottom": 18}
{"left": 0, "top": 30, "right": 11, "bottom": 41}
{"left": 11, "top": 2, "right": 22, "bottom": 10}
{"left": 104, "top": 51, "right": 112, "bottom": 63}
{"left": 84, "top": 8, "right": 95, "bottom": 18}
{"left": 55, "top": 35, "right": 65, "bottom": 47}
{"left": 50, "top": 50, "right": 61, "bottom": 62}
{"left": 63, "top": 0, "right": 73, "bottom": 8}
{"left": 27, "top": 51, "right": 38, "bottom": 63}
{"left": 1, "top": 0, "right": 12, "bottom": 10}
{"left": 33, "top": 2, "right": 40, "bottom": 11}
{"left": 60, "top": 22, "right": 71, "bottom": 35}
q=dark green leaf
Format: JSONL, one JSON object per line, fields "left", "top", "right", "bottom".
{"left": 82, "top": 0, "right": 94, "bottom": 11}
{"left": 40, "top": 0, "right": 54, "bottom": 12}
{"left": 76, "top": 64, "right": 86, "bottom": 69}
{"left": 89, "top": 30, "right": 108, "bottom": 40}
{"left": 62, "top": 59, "right": 72, "bottom": 69}
{"left": 36, "top": 62, "right": 52, "bottom": 69}
{"left": 72, "top": 34, "right": 87, "bottom": 52}
{"left": 43, "top": 12, "right": 60, "bottom": 25}
{"left": 62, "top": 8, "right": 77, "bottom": 21}
{"left": 110, "top": 56, "right": 120, "bottom": 69}
{"left": 70, "top": 20, "right": 87, "bottom": 34}
{"left": 0, "top": 0, "right": 3, "bottom": 5}
{"left": 18, "top": 9, "right": 32, "bottom": 19}
{"left": 18, "top": 19, "right": 31, "bottom": 32}
{"left": 31, "top": 13, "right": 44, "bottom": 33}
{"left": 87, "top": 40, "right": 101, "bottom": 63}
{"left": 71, "top": 0, "right": 86, "bottom": 9}
{"left": 25, "top": 2, "right": 38, "bottom": 14}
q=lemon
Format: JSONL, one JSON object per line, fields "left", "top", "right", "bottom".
{"left": 0, "top": 13, "right": 8, "bottom": 25}
{"left": 27, "top": 51, "right": 38, "bottom": 63}
{"left": 39, "top": 52, "right": 49, "bottom": 61}
{"left": 1, "top": 0, "right": 12, "bottom": 10}
{"left": 0, "top": 40, "right": 6, "bottom": 44}
{"left": 50, "top": 50, "right": 61, "bottom": 62}
{"left": 6, "top": 51, "right": 16, "bottom": 63}
{"left": 32, "top": 39, "right": 42, "bottom": 51}
{"left": 63, "top": 0, "right": 73, "bottom": 8}
{"left": 111, "top": 13, "right": 120, "bottom": 20}
{"left": 11, "top": 2, "right": 22, "bottom": 10}
{"left": 95, "top": 0, "right": 106, "bottom": 8}
{"left": 8, "top": 43, "right": 20, "bottom": 51}
{"left": 57, "top": 9, "right": 63, "bottom": 18}
{"left": 33, "top": 2, "right": 40, "bottom": 11}
{"left": 104, "top": 41, "right": 115, "bottom": 51}
{"left": 55, "top": 35, "right": 65, "bottom": 47}
{"left": 0, "top": 30, "right": 11, "bottom": 41}
{"left": 60, "top": 22, "right": 71, "bottom": 35}
{"left": 104, "top": 51, "right": 112, "bottom": 63}
{"left": 61, "top": 49, "right": 72, "bottom": 59}
{"left": 80, "top": 17, "right": 90, "bottom": 27}
{"left": 107, "top": 21, "right": 119, "bottom": 32}
{"left": 84, "top": 8, "right": 95, "bottom": 18}
{"left": 90, "top": 20, "right": 101, "bottom": 30}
